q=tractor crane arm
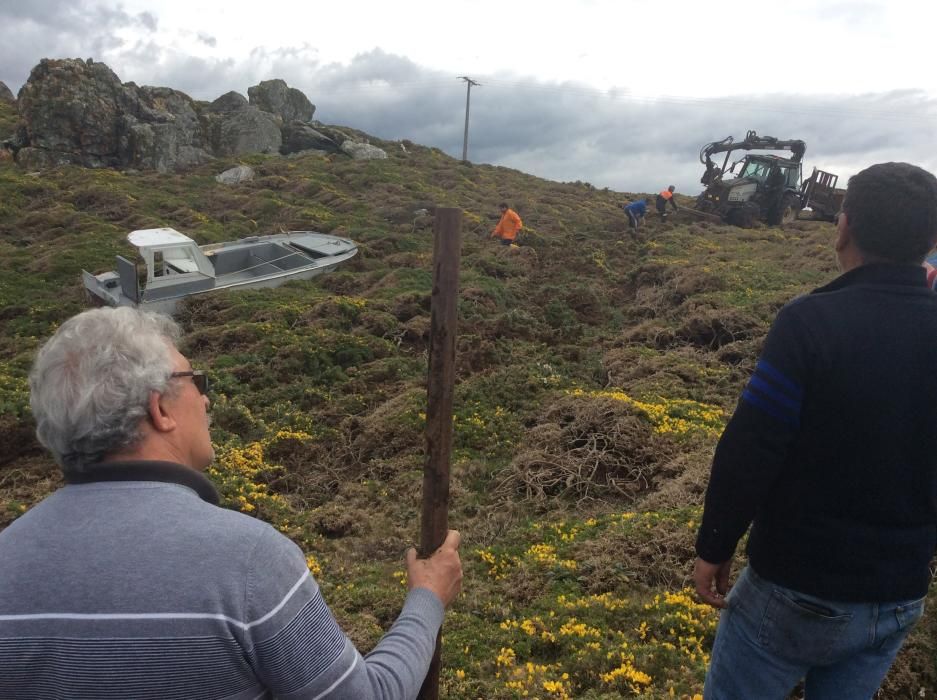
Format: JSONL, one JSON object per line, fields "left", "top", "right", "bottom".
{"left": 699, "top": 130, "right": 807, "bottom": 185}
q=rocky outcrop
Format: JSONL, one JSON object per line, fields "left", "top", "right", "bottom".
{"left": 280, "top": 121, "right": 339, "bottom": 155}
{"left": 12, "top": 58, "right": 379, "bottom": 172}
{"left": 248, "top": 79, "right": 314, "bottom": 123}
{"left": 341, "top": 140, "right": 387, "bottom": 160}
{"left": 15, "top": 58, "right": 212, "bottom": 171}
{"left": 0, "top": 81, "right": 14, "bottom": 104}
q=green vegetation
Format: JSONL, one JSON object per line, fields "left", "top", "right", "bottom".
{"left": 0, "top": 116, "right": 932, "bottom": 698}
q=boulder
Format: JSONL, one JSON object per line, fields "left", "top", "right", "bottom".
{"left": 210, "top": 106, "right": 282, "bottom": 157}
{"left": 215, "top": 164, "right": 255, "bottom": 184}
{"left": 0, "top": 81, "right": 14, "bottom": 104}
{"left": 127, "top": 86, "right": 212, "bottom": 171}
{"left": 15, "top": 58, "right": 212, "bottom": 171}
{"left": 341, "top": 140, "right": 387, "bottom": 160}
{"left": 17, "top": 58, "right": 140, "bottom": 167}
{"left": 209, "top": 91, "right": 249, "bottom": 113}
{"left": 280, "top": 121, "right": 339, "bottom": 155}
{"left": 248, "top": 79, "right": 315, "bottom": 123}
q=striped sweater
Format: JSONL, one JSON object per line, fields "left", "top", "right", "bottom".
{"left": 0, "top": 461, "right": 444, "bottom": 699}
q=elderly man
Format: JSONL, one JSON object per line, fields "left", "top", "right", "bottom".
{"left": 0, "top": 307, "right": 462, "bottom": 699}
{"left": 694, "top": 162, "right": 937, "bottom": 698}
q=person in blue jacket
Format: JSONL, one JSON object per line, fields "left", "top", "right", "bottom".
{"left": 623, "top": 197, "right": 651, "bottom": 233}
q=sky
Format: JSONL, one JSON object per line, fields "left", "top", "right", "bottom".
{"left": 2, "top": 0, "right": 937, "bottom": 194}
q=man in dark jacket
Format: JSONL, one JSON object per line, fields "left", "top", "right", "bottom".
{"left": 694, "top": 162, "right": 937, "bottom": 699}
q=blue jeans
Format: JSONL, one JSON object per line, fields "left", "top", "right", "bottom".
{"left": 705, "top": 566, "right": 925, "bottom": 700}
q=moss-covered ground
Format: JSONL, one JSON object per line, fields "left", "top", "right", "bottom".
{"left": 0, "top": 97, "right": 933, "bottom": 698}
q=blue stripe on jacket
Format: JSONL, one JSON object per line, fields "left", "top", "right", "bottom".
{"left": 756, "top": 359, "right": 803, "bottom": 399}
{"left": 742, "top": 389, "right": 799, "bottom": 427}
{"left": 741, "top": 359, "right": 802, "bottom": 427}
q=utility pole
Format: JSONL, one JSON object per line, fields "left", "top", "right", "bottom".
{"left": 458, "top": 76, "right": 480, "bottom": 163}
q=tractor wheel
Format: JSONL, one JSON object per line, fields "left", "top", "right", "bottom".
{"left": 695, "top": 195, "right": 714, "bottom": 214}
{"left": 727, "top": 207, "right": 756, "bottom": 229}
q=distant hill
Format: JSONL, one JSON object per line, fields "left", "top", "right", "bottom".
{"left": 0, "top": 91, "right": 932, "bottom": 697}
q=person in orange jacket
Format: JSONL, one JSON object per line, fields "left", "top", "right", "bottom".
{"left": 656, "top": 185, "right": 678, "bottom": 221}
{"left": 492, "top": 202, "right": 523, "bottom": 245}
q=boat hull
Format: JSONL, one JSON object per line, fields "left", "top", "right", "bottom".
{"left": 83, "top": 231, "right": 358, "bottom": 315}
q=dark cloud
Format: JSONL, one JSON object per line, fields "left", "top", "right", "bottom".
{"left": 197, "top": 33, "right": 217, "bottom": 48}
{"left": 3, "top": 27, "right": 936, "bottom": 193}
{"left": 139, "top": 12, "right": 158, "bottom": 32}
{"left": 0, "top": 1, "right": 156, "bottom": 94}
{"left": 299, "top": 50, "right": 937, "bottom": 193}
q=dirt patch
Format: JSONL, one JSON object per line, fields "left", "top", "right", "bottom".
{"left": 674, "top": 308, "right": 763, "bottom": 350}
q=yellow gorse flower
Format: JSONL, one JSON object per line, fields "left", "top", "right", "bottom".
{"left": 566, "top": 388, "right": 724, "bottom": 438}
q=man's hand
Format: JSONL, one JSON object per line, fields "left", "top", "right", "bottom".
{"left": 406, "top": 530, "right": 463, "bottom": 608}
{"left": 693, "top": 556, "right": 732, "bottom": 609}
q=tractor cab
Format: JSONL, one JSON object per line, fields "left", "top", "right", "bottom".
{"left": 733, "top": 155, "right": 801, "bottom": 189}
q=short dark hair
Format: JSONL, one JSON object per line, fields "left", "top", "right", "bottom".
{"left": 499, "top": 202, "right": 508, "bottom": 209}
{"left": 843, "top": 162, "right": 937, "bottom": 264}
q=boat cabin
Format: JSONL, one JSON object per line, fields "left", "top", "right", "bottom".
{"left": 119, "top": 228, "right": 216, "bottom": 304}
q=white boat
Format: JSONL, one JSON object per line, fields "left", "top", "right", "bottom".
{"left": 83, "top": 227, "right": 358, "bottom": 314}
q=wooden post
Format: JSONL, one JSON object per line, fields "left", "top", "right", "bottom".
{"left": 417, "top": 207, "right": 461, "bottom": 700}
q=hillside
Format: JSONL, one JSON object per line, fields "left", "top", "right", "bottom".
{"left": 0, "top": 96, "right": 933, "bottom": 698}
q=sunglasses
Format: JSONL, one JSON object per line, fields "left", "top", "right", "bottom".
{"left": 170, "top": 370, "right": 209, "bottom": 396}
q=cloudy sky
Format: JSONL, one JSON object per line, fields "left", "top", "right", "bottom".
{"left": 2, "top": 0, "right": 936, "bottom": 193}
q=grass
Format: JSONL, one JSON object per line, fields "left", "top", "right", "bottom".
{"left": 0, "top": 108, "right": 933, "bottom": 698}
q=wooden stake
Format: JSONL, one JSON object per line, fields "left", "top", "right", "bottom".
{"left": 417, "top": 207, "right": 461, "bottom": 700}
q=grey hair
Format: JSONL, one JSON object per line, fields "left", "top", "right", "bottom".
{"left": 29, "top": 307, "right": 182, "bottom": 475}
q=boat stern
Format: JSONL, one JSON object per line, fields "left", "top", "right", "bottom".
{"left": 82, "top": 269, "right": 124, "bottom": 308}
